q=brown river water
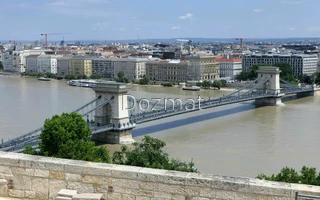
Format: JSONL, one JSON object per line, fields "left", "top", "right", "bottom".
{"left": 0, "top": 76, "right": 319, "bottom": 177}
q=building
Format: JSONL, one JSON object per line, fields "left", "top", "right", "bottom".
{"left": 216, "top": 56, "right": 242, "bottom": 78}
{"left": 146, "top": 60, "right": 189, "bottom": 82}
{"left": 2, "top": 50, "right": 43, "bottom": 73}
{"left": 92, "top": 58, "right": 114, "bottom": 78}
{"left": 57, "top": 56, "right": 72, "bottom": 77}
{"left": 69, "top": 56, "right": 92, "bottom": 77}
{"left": 113, "top": 57, "right": 151, "bottom": 81}
{"left": 25, "top": 55, "right": 39, "bottom": 72}
{"left": 185, "top": 54, "right": 219, "bottom": 81}
{"left": 37, "top": 55, "right": 62, "bottom": 74}
{"left": 242, "top": 54, "right": 318, "bottom": 77}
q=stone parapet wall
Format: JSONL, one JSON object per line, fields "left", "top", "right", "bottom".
{"left": 0, "top": 151, "right": 319, "bottom": 199}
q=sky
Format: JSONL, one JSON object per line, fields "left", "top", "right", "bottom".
{"left": 1, "top": 0, "right": 320, "bottom": 41}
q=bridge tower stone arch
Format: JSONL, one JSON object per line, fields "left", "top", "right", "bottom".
{"left": 255, "top": 66, "right": 284, "bottom": 106}
{"left": 91, "top": 81, "right": 135, "bottom": 144}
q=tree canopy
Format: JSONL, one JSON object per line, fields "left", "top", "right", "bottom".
{"left": 236, "top": 63, "right": 296, "bottom": 82}
{"left": 112, "top": 136, "right": 197, "bottom": 172}
{"left": 138, "top": 75, "right": 150, "bottom": 85}
{"left": 30, "top": 112, "right": 110, "bottom": 163}
{"left": 115, "top": 71, "right": 129, "bottom": 83}
{"left": 257, "top": 166, "right": 320, "bottom": 186}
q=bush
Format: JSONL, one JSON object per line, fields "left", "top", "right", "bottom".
{"left": 161, "top": 83, "right": 173, "bottom": 87}
{"left": 257, "top": 166, "right": 320, "bottom": 186}
{"left": 112, "top": 136, "right": 197, "bottom": 172}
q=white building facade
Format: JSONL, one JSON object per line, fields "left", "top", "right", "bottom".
{"left": 2, "top": 50, "right": 43, "bottom": 73}
{"left": 216, "top": 58, "right": 242, "bottom": 78}
{"left": 242, "top": 54, "right": 318, "bottom": 77}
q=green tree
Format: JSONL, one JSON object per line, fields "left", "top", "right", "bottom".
{"left": 45, "top": 72, "right": 57, "bottom": 79}
{"left": 112, "top": 136, "right": 197, "bottom": 172}
{"left": 77, "top": 74, "right": 88, "bottom": 80}
{"left": 219, "top": 80, "right": 227, "bottom": 87}
{"left": 115, "top": 71, "right": 129, "bottom": 83}
{"left": 37, "top": 112, "right": 110, "bottom": 163}
{"left": 23, "top": 146, "right": 37, "bottom": 155}
{"left": 211, "top": 80, "right": 221, "bottom": 90}
{"left": 64, "top": 74, "right": 77, "bottom": 80}
{"left": 275, "top": 63, "right": 296, "bottom": 82}
{"left": 0, "top": 61, "right": 3, "bottom": 70}
{"left": 138, "top": 75, "right": 150, "bottom": 85}
{"left": 202, "top": 80, "right": 211, "bottom": 89}
{"left": 90, "top": 74, "right": 101, "bottom": 79}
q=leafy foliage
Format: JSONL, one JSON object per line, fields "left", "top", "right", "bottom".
{"left": 45, "top": 72, "right": 57, "bottom": 79}
{"left": 23, "top": 146, "right": 37, "bottom": 155}
{"left": 29, "top": 112, "right": 110, "bottom": 163}
{"left": 115, "top": 71, "right": 129, "bottom": 83}
{"left": 112, "top": 136, "right": 197, "bottom": 172}
{"left": 257, "top": 166, "right": 320, "bottom": 186}
{"left": 77, "top": 74, "right": 88, "bottom": 80}
{"left": 90, "top": 74, "right": 101, "bottom": 79}
{"left": 275, "top": 63, "right": 296, "bottom": 82}
{"left": 64, "top": 74, "right": 77, "bottom": 80}
{"left": 138, "top": 75, "right": 150, "bottom": 85}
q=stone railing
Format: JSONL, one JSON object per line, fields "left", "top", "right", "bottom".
{"left": 0, "top": 151, "right": 320, "bottom": 199}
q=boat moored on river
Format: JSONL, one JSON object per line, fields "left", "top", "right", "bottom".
{"left": 67, "top": 79, "right": 98, "bottom": 88}
{"left": 38, "top": 77, "right": 51, "bottom": 81}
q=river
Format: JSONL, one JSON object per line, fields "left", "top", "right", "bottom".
{"left": 1, "top": 76, "right": 320, "bottom": 177}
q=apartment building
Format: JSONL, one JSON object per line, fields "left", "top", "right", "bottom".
{"left": 146, "top": 60, "right": 189, "bottom": 82}
{"left": 57, "top": 56, "right": 72, "bottom": 77}
{"left": 70, "top": 56, "right": 92, "bottom": 77}
{"left": 37, "top": 55, "right": 62, "bottom": 74}
{"left": 185, "top": 54, "right": 219, "bottom": 81}
{"left": 242, "top": 54, "right": 318, "bottom": 77}
{"left": 92, "top": 58, "right": 114, "bottom": 78}
{"left": 2, "top": 50, "right": 43, "bottom": 73}
{"left": 25, "top": 55, "right": 39, "bottom": 72}
{"left": 216, "top": 56, "right": 242, "bottom": 78}
{"left": 113, "top": 57, "right": 151, "bottom": 81}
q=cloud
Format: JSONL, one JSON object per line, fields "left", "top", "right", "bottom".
{"left": 308, "top": 27, "right": 320, "bottom": 31}
{"left": 171, "top": 26, "right": 181, "bottom": 30}
{"left": 120, "top": 28, "right": 126, "bottom": 31}
{"left": 92, "top": 22, "right": 108, "bottom": 31}
{"left": 224, "top": 26, "right": 229, "bottom": 29}
{"left": 253, "top": 9, "right": 263, "bottom": 12}
{"left": 281, "top": 0, "right": 307, "bottom": 4}
{"left": 180, "top": 13, "right": 193, "bottom": 20}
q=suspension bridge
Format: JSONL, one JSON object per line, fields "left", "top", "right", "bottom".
{"left": 0, "top": 66, "right": 319, "bottom": 153}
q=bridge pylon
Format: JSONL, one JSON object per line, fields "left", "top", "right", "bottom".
{"left": 255, "top": 66, "right": 284, "bottom": 106}
{"left": 91, "top": 82, "right": 135, "bottom": 144}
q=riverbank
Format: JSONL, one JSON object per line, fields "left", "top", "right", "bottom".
{"left": 0, "top": 72, "right": 20, "bottom": 77}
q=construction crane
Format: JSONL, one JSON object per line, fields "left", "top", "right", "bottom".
{"left": 41, "top": 33, "right": 70, "bottom": 49}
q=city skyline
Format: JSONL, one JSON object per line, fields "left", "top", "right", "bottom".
{"left": 1, "top": 0, "right": 320, "bottom": 41}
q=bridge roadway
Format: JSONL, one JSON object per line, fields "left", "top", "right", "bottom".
{"left": 0, "top": 78, "right": 317, "bottom": 153}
